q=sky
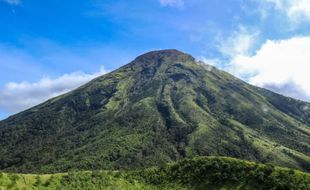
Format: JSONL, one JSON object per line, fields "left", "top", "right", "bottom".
{"left": 0, "top": 0, "right": 310, "bottom": 120}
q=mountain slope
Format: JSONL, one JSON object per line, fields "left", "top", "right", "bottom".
{"left": 1, "top": 157, "right": 310, "bottom": 190}
{"left": 0, "top": 49, "right": 309, "bottom": 173}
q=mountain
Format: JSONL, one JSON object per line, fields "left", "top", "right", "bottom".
{"left": 1, "top": 157, "right": 310, "bottom": 190}
{"left": 0, "top": 49, "right": 309, "bottom": 173}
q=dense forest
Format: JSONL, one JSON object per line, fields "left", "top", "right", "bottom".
{"left": 0, "top": 50, "right": 310, "bottom": 174}
{"left": 1, "top": 157, "right": 310, "bottom": 190}
{"left": 0, "top": 50, "right": 309, "bottom": 190}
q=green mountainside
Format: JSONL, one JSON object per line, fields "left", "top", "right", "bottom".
{"left": 0, "top": 49, "right": 309, "bottom": 173}
{"left": 1, "top": 157, "right": 310, "bottom": 190}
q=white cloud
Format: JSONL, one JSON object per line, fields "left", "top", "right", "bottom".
{"left": 217, "top": 26, "right": 259, "bottom": 57}
{"left": 262, "top": 0, "right": 310, "bottom": 22}
{"left": 0, "top": 67, "right": 108, "bottom": 113}
{"left": 288, "top": 0, "right": 310, "bottom": 21}
{"left": 0, "top": 39, "right": 136, "bottom": 118}
{"left": 210, "top": 25, "right": 310, "bottom": 102}
{"left": 159, "top": 0, "right": 184, "bottom": 8}
{"left": 1, "top": 0, "right": 20, "bottom": 5}
{"left": 228, "top": 36, "right": 310, "bottom": 102}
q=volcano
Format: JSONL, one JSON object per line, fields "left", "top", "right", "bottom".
{"left": 0, "top": 49, "right": 309, "bottom": 173}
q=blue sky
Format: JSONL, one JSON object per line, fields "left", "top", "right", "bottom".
{"left": 0, "top": 0, "right": 310, "bottom": 119}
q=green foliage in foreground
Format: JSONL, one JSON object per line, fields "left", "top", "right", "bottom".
{"left": 1, "top": 157, "right": 310, "bottom": 190}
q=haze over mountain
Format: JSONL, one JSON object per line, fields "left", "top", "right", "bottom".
{"left": 0, "top": 49, "right": 309, "bottom": 173}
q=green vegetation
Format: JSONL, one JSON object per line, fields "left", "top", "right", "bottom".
{"left": 0, "top": 49, "right": 309, "bottom": 174}
{"left": 1, "top": 157, "right": 309, "bottom": 190}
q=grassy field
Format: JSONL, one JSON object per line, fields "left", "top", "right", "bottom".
{"left": 1, "top": 156, "right": 310, "bottom": 190}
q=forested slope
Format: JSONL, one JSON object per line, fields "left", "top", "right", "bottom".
{"left": 1, "top": 157, "right": 309, "bottom": 190}
{"left": 0, "top": 50, "right": 309, "bottom": 173}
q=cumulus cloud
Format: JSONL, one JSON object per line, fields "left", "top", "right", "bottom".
{"left": 1, "top": 0, "right": 20, "bottom": 5}
{"left": 210, "top": 25, "right": 310, "bottom": 102}
{"left": 228, "top": 36, "right": 310, "bottom": 102}
{"left": 0, "top": 67, "right": 108, "bottom": 113}
{"left": 159, "top": 0, "right": 184, "bottom": 8}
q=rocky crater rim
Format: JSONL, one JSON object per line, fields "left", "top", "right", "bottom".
{"left": 134, "top": 49, "right": 192, "bottom": 62}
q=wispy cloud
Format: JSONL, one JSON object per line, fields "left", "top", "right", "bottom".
{"left": 259, "top": 0, "right": 310, "bottom": 23}
{"left": 1, "top": 0, "right": 20, "bottom": 5}
{"left": 0, "top": 39, "right": 133, "bottom": 83}
{"left": 217, "top": 26, "right": 260, "bottom": 58}
{"left": 0, "top": 67, "right": 108, "bottom": 114}
{"left": 159, "top": 0, "right": 184, "bottom": 8}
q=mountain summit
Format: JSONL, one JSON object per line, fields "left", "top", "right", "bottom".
{"left": 0, "top": 50, "right": 309, "bottom": 173}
